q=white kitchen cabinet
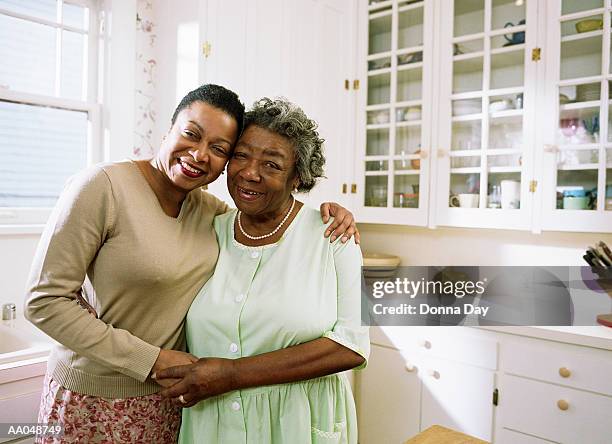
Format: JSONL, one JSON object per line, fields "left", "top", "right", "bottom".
{"left": 357, "top": 327, "right": 496, "bottom": 443}
{"left": 420, "top": 355, "right": 495, "bottom": 441}
{"left": 432, "top": 0, "right": 538, "bottom": 230}
{"left": 353, "top": 0, "right": 612, "bottom": 232}
{"left": 538, "top": 0, "right": 612, "bottom": 232}
{"left": 0, "top": 360, "right": 46, "bottom": 444}
{"left": 352, "top": 0, "right": 435, "bottom": 225}
{"left": 357, "top": 344, "right": 421, "bottom": 444}
{"left": 198, "top": 0, "right": 358, "bottom": 209}
{"left": 356, "top": 326, "right": 612, "bottom": 443}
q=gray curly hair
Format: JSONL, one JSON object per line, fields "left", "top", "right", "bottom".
{"left": 244, "top": 97, "right": 325, "bottom": 193}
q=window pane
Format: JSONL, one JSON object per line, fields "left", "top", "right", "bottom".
{"left": 0, "top": 0, "right": 57, "bottom": 22}
{"left": 63, "top": 2, "right": 88, "bottom": 30}
{"left": 0, "top": 101, "right": 88, "bottom": 207}
{"left": 61, "top": 30, "right": 85, "bottom": 99}
{"left": 0, "top": 14, "right": 56, "bottom": 95}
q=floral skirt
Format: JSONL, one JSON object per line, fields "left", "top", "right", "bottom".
{"left": 36, "top": 373, "right": 181, "bottom": 444}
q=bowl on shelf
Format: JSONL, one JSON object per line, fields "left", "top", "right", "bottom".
{"left": 575, "top": 19, "right": 603, "bottom": 33}
{"left": 489, "top": 99, "right": 513, "bottom": 113}
{"left": 404, "top": 106, "right": 422, "bottom": 121}
{"left": 363, "top": 253, "right": 401, "bottom": 278}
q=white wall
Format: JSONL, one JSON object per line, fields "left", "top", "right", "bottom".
{"left": 358, "top": 223, "right": 612, "bottom": 266}
{"left": 152, "top": 0, "right": 200, "bottom": 149}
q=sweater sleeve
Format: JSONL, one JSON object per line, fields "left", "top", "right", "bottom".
{"left": 322, "top": 236, "right": 370, "bottom": 370}
{"left": 24, "top": 166, "right": 160, "bottom": 382}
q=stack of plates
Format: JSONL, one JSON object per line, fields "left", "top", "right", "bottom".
{"left": 363, "top": 253, "right": 401, "bottom": 278}
{"left": 576, "top": 84, "right": 600, "bottom": 102}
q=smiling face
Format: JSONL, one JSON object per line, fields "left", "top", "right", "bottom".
{"left": 227, "top": 125, "right": 298, "bottom": 218}
{"left": 157, "top": 101, "right": 239, "bottom": 193}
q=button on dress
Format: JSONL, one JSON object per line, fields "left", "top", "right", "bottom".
{"left": 180, "top": 207, "right": 369, "bottom": 444}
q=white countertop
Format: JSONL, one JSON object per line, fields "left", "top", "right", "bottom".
{"left": 477, "top": 325, "right": 612, "bottom": 351}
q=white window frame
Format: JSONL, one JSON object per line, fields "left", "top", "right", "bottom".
{"left": 0, "top": 0, "right": 102, "bottom": 233}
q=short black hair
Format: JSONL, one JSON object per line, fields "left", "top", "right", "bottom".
{"left": 171, "top": 84, "right": 245, "bottom": 137}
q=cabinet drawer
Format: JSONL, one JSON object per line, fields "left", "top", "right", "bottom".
{"left": 501, "top": 337, "right": 612, "bottom": 395}
{"left": 498, "top": 374, "right": 612, "bottom": 444}
{"left": 416, "top": 328, "right": 498, "bottom": 370}
{"left": 370, "top": 327, "right": 498, "bottom": 370}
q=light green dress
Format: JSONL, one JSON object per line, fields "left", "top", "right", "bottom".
{"left": 180, "top": 207, "right": 369, "bottom": 444}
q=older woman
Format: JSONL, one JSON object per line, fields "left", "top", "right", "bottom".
{"left": 25, "top": 85, "right": 357, "bottom": 443}
{"left": 156, "top": 98, "right": 369, "bottom": 443}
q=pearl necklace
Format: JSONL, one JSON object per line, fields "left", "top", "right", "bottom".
{"left": 237, "top": 197, "right": 296, "bottom": 240}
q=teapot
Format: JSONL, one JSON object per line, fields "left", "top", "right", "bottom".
{"left": 504, "top": 19, "right": 526, "bottom": 45}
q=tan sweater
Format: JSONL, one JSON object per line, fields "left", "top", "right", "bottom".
{"left": 25, "top": 161, "right": 228, "bottom": 398}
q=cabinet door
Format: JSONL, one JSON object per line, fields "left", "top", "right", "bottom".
{"left": 199, "top": 0, "right": 356, "bottom": 208}
{"left": 354, "top": 0, "right": 435, "bottom": 225}
{"left": 420, "top": 355, "right": 495, "bottom": 442}
{"left": 433, "top": 0, "right": 538, "bottom": 230}
{"left": 539, "top": 0, "right": 612, "bottom": 232}
{"left": 356, "top": 344, "right": 421, "bottom": 444}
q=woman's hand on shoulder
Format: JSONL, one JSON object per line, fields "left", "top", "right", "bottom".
{"left": 155, "top": 357, "right": 237, "bottom": 407}
{"left": 150, "top": 349, "right": 198, "bottom": 388}
{"left": 320, "top": 202, "right": 360, "bottom": 244}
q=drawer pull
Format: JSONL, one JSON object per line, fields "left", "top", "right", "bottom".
{"left": 427, "top": 369, "right": 440, "bottom": 379}
{"left": 558, "top": 367, "right": 571, "bottom": 378}
{"left": 557, "top": 399, "right": 569, "bottom": 411}
{"left": 405, "top": 363, "right": 416, "bottom": 372}
{"left": 421, "top": 340, "right": 432, "bottom": 350}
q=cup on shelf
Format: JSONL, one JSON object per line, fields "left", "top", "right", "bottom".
{"left": 450, "top": 193, "right": 479, "bottom": 208}
{"left": 500, "top": 180, "right": 520, "bottom": 209}
{"left": 563, "top": 189, "right": 588, "bottom": 210}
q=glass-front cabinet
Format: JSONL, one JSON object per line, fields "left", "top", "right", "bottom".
{"left": 354, "top": 0, "right": 612, "bottom": 232}
{"left": 355, "top": 0, "right": 434, "bottom": 225}
{"left": 540, "top": 0, "right": 612, "bottom": 232}
{"left": 433, "top": 0, "right": 537, "bottom": 229}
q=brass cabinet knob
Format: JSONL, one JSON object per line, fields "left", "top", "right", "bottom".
{"left": 559, "top": 367, "right": 571, "bottom": 378}
{"left": 557, "top": 399, "right": 569, "bottom": 411}
{"left": 405, "top": 363, "right": 416, "bottom": 372}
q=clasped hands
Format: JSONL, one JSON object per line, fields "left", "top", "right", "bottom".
{"left": 151, "top": 349, "right": 236, "bottom": 407}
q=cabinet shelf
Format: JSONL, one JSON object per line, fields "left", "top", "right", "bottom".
{"left": 489, "top": 109, "right": 523, "bottom": 121}
{"left": 398, "top": 1, "right": 424, "bottom": 13}
{"left": 393, "top": 170, "right": 420, "bottom": 176}
{"left": 368, "top": 0, "right": 393, "bottom": 13}
{"left": 450, "top": 167, "right": 481, "bottom": 174}
{"left": 488, "top": 166, "right": 522, "bottom": 173}
{"left": 397, "top": 120, "right": 422, "bottom": 127}
{"left": 490, "top": 44, "right": 525, "bottom": 56}
{"left": 367, "top": 51, "right": 393, "bottom": 61}
{"left": 559, "top": 100, "right": 601, "bottom": 111}
{"left": 452, "top": 113, "right": 482, "bottom": 122}
{"left": 369, "top": 67, "right": 392, "bottom": 76}
{"left": 561, "top": 30, "right": 604, "bottom": 44}
{"left": 398, "top": 61, "right": 423, "bottom": 72}
{"left": 557, "top": 163, "right": 599, "bottom": 171}
{"left": 369, "top": 9, "right": 393, "bottom": 20}
{"left": 364, "top": 171, "right": 389, "bottom": 176}
{"left": 366, "top": 123, "right": 391, "bottom": 130}
{"left": 560, "top": 8, "right": 606, "bottom": 23}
